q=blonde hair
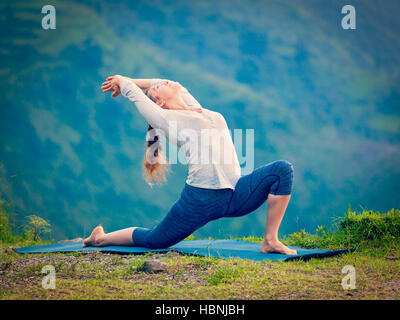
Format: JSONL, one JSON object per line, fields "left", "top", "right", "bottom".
{"left": 143, "top": 89, "right": 170, "bottom": 187}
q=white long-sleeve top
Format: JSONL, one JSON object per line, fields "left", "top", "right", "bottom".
{"left": 120, "top": 77, "right": 242, "bottom": 189}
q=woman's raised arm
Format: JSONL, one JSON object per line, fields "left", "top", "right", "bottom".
{"left": 102, "top": 75, "right": 168, "bottom": 131}
{"left": 125, "top": 78, "right": 153, "bottom": 90}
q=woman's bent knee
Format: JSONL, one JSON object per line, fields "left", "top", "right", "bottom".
{"left": 273, "top": 160, "right": 294, "bottom": 175}
{"left": 269, "top": 160, "right": 294, "bottom": 195}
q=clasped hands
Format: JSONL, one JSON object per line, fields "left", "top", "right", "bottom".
{"left": 101, "top": 75, "right": 124, "bottom": 98}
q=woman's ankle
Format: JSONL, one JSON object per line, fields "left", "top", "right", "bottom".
{"left": 93, "top": 234, "right": 106, "bottom": 246}
{"left": 262, "top": 236, "right": 279, "bottom": 245}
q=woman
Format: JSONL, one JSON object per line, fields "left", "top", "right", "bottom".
{"left": 83, "top": 75, "right": 297, "bottom": 255}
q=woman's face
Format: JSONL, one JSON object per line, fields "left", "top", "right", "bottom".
{"left": 148, "top": 80, "right": 181, "bottom": 108}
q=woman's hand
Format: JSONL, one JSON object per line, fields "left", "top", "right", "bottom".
{"left": 101, "top": 75, "right": 124, "bottom": 98}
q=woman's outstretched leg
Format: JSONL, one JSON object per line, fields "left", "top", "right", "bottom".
{"left": 83, "top": 226, "right": 137, "bottom": 247}
{"left": 260, "top": 194, "right": 297, "bottom": 255}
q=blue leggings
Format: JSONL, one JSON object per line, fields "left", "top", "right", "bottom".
{"left": 132, "top": 160, "right": 294, "bottom": 249}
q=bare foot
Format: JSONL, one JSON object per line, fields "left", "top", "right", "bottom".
{"left": 260, "top": 239, "right": 297, "bottom": 255}
{"left": 83, "top": 226, "right": 105, "bottom": 247}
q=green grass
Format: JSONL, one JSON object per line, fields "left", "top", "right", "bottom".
{"left": 0, "top": 207, "right": 399, "bottom": 300}
{"left": 282, "top": 206, "right": 400, "bottom": 250}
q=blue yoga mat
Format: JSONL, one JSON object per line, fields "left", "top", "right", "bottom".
{"left": 172, "top": 240, "right": 354, "bottom": 261}
{"left": 13, "top": 240, "right": 354, "bottom": 262}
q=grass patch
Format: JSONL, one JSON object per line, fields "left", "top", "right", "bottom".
{"left": 283, "top": 207, "right": 400, "bottom": 251}
{"left": 1, "top": 207, "right": 399, "bottom": 299}
{"left": 205, "top": 263, "right": 244, "bottom": 285}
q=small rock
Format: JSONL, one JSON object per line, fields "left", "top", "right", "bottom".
{"left": 141, "top": 259, "right": 168, "bottom": 273}
{"left": 386, "top": 255, "right": 399, "bottom": 261}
